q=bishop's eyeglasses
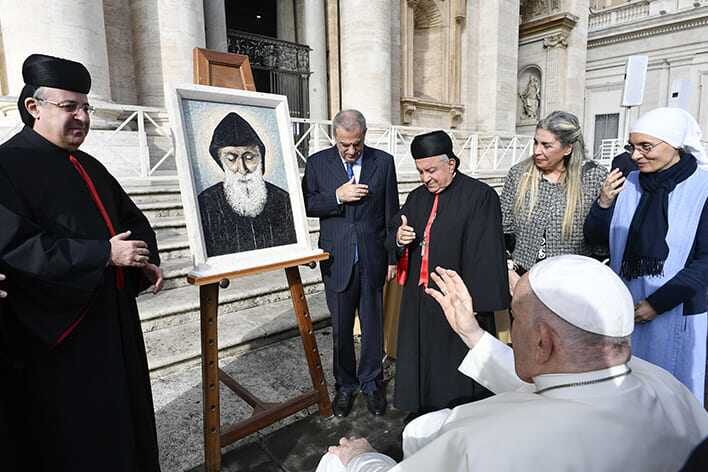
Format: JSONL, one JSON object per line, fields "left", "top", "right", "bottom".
{"left": 36, "top": 98, "right": 95, "bottom": 115}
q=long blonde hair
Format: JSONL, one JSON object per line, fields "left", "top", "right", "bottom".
{"left": 513, "top": 110, "right": 586, "bottom": 240}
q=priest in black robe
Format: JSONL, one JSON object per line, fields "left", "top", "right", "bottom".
{"left": 0, "top": 54, "right": 163, "bottom": 471}
{"left": 387, "top": 130, "right": 509, "bottom": 413}
{"left": 198, "top": 112, "right": 296, "bottom": 257}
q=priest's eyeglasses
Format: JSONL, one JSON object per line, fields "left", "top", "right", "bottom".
{"left": 36, "top": 98, "right": 95, "bottom": 115}
{"left": 623, "top": 140, "right": 665, "bottom": 155}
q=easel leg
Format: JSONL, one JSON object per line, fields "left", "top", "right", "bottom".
{"left": 200, "top": 283, "right": 221, "bottom": 471}
{"left": 285, "top": 266, "right": 333, "bottom": 416}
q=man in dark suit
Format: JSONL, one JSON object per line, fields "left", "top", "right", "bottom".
{"left": 302, "top": 110, "right": 399, "bottom": 417}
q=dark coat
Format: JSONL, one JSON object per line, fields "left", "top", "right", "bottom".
{"left": 386, "top": 172, "right": 510, "bottom": 411}
{"left": 302, "top": 145, "right": 399, "bottom": 292}
{"left": 198, "top": 180, "right": 296, "bottom": 257}
{"left": 0, "top": 126, "right": 161, "bottom": 471}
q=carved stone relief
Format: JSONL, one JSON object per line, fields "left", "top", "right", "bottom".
{"left": 521, "top": 0, "right": 562, "bottom": 23}
{"left": 543, "top": 31, "right": 569, "bottom": 48}
{"left": 518, "top": 68, "right": 542, "bottom": 122}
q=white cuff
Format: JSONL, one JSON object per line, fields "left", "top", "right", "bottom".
{"left": 457, "top": 332, "right": 528, "bottom": 394}
{"left": 347, "top": 453, "right": 397, "bottom": 471}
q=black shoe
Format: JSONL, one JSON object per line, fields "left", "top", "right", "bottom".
{"left": 364, "top": 389, "right": 387, "bottom": 416}
{"left": 333, "top": 390, "right": 355, "bottom": 417}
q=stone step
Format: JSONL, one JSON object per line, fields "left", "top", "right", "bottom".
{"left": 156, "top": 233, "right": 191, "bottom": 261}
{"left": 137, "top": 264, "right": 324, "bottom": 334}
{"left": 139, "top": 200, "right": 185, "bottom": 221}
{"left": 153, "top": 218, "right": 188, "bottom": 241}
{"left": 158, "top": 256, "right": 193, "bottom": 290}
{"left": 124, "top": 184, "right": 181, "bottom": 203}
{"left": 144, "top": 290, "right": 329, "bottom": 373}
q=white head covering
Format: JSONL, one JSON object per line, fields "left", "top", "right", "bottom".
{"left": 528, "top": 255, "right": 634, "bottom": 337}
{"left": 630, "top": 107, "right": 707, "bottom": 169}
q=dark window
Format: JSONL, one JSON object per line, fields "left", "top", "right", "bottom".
{"left": 225, "top": 0, "right": 277, "bottom": 37}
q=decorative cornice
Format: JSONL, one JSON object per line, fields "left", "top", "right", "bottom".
{"left": 520, "top": 12, "right": 578, "bottom": 38}
{"left": 400, "top": 96, "right": 465, "bottom": 128}
{"left": 588, "top": 10, "right": 708, "bottom": 48}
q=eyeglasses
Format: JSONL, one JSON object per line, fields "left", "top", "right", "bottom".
{"left": 36, "top": 98, "right": 95, "bottom": 115}
{"left": 623, "top": 140, "right": 665, "bottom": 155}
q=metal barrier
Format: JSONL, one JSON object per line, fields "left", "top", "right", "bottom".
{"left": 290, "top": 118, "right": 533, "bottom": 176}
{"left": 0, "top": 97, "right": 533, "bottom": 182}
{"left": 0, "top": 97, "right": 173, "bottom": 182}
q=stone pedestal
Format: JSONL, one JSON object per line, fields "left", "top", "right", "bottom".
{"left": 0, "top": 0, "right": 112, "bottom": 102}
{"left": 340, "top": 0, "right": 391, "bottom": 125}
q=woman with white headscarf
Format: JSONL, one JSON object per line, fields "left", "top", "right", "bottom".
{"left": 584, "top": 107, "right": 708, "bottom": 404}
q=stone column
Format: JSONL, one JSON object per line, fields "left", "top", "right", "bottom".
{"left": 278, "top": 0, "right": 297, "bottom": 42}
{"left": 131, "top": 0, "right": 206, "bottom": 107}
{"left": 302, "top": 0, "right": 328, "bottom": 120}
{"left": 543, "top": 32, "right": 569, "bottom": 114}
{"left": 0, "top": 0, "right": 111, "bottom": 102}
{"left": 470, "top": 0, "right": 520, "bottom": 133}
{"left": 104, "top": 0, "right": 138, "bottom": 105}
{"left": 204, "top": 0, "right": 228, "bottom": 52}
{"left": 563, "top": 0, "right": 589, "bottom": 120}
{"left": 339, "top": 0, "right": 392, "bottom": 125}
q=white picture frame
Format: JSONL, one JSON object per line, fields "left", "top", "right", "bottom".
{"left": 168, "top": 84, "right": 321, "bottom": 278}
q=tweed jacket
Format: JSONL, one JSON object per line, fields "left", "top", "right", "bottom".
{"left": 500, "top": 159, "right": 608, "bottom": 271}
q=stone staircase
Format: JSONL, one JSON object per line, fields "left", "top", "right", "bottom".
{"left": 129, "top": 174, "right": 429, "bottom": 378}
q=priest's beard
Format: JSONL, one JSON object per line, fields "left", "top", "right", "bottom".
{"left": 223, "top": 169, "right": 268, "bottom": 217}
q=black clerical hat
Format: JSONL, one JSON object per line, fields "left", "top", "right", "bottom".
{"left": 18, "top": 54, "right": 92, "bottom": 127}
{"left": 410, "top": 130, "right": 459, "bottom": 169}
{"left": 209, "top": 112, "right": 266, "bottom": 172}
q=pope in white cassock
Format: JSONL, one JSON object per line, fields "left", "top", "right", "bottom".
{"left": 317, "top": 255, "right": 708, "bottom": 471}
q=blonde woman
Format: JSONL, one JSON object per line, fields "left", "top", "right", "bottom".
{"left": 500, "top": 111, "right": 607, "bottom": 291}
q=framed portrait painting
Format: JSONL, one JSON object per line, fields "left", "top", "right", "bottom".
{"left": 169, "top": 84, "right": 321, "bottom": 277}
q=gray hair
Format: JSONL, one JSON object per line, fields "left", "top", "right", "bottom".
{"left": 531, "top": 295, "right": 632, "bottom": 363}
{"left": 32, "top": 87, "right": 48, "bottom": 100}
{"left": 514, "top": 110, "right": 587, "bottom": 240}
{"left": 333, "top": 109, "right": 367, "bottom": 133}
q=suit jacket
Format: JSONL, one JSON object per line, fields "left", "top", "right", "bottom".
{"left": 302, "top": 145, "right": 399, "bottom": 292}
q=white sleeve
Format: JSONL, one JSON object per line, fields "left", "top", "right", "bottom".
{"left": 457, "top": 332, "right": 532, "bottom": 393}
{"left": 346, "top": 453, "right": 398, "bottom": 472}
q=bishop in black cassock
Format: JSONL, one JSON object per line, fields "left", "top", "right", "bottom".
{"left": 0, "top": 54, "right": 161, "bottom": 471}
{"left": 388, "top": 131, "right": 509, "bottom": 413}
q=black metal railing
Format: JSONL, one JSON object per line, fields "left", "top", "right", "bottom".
{"left": 227, "top": 30, "right": 311, "bottom": 119}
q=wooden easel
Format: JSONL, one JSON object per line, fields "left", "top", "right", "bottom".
{"left": 188, "top": 253, "right": 333, "bottom": 471}
{"left": 189, "top": 48, "right": 332, "bottom": 471}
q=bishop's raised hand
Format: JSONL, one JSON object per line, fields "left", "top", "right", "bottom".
{"left": 397, "top": 214, "right": 416, "bottom": 246}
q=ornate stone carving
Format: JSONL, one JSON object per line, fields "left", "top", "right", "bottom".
{"left": 401, "top": 100, "right": 417, "bottom": 125}
{"left": 522, "top": 0, "right": 563, "bottom": 23}
{"left": 519, "top": 74, "right": 542, "bottom": 120}
{"left": 543, "top": 32, "right": 569, "bottom": 48}
{"left": 449, "top": 107, "right": 464, "bottom": 128}
{"left": 228, "top": 30, "right": 310, "bottom": 74}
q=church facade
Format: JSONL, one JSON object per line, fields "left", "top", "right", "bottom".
{"left": 0, "top": 0, "right": 707, "bottom": 162}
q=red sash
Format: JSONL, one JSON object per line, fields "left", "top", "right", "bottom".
{"left": 397, "top": 193, "right": 439, "bottom": 288}
{"left": 69, "top": 154, "right": 124, "bottom": 289}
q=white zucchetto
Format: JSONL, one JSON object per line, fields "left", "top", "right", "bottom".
{"left": 528, "top": 255, "right": 634, "bottom": 337}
